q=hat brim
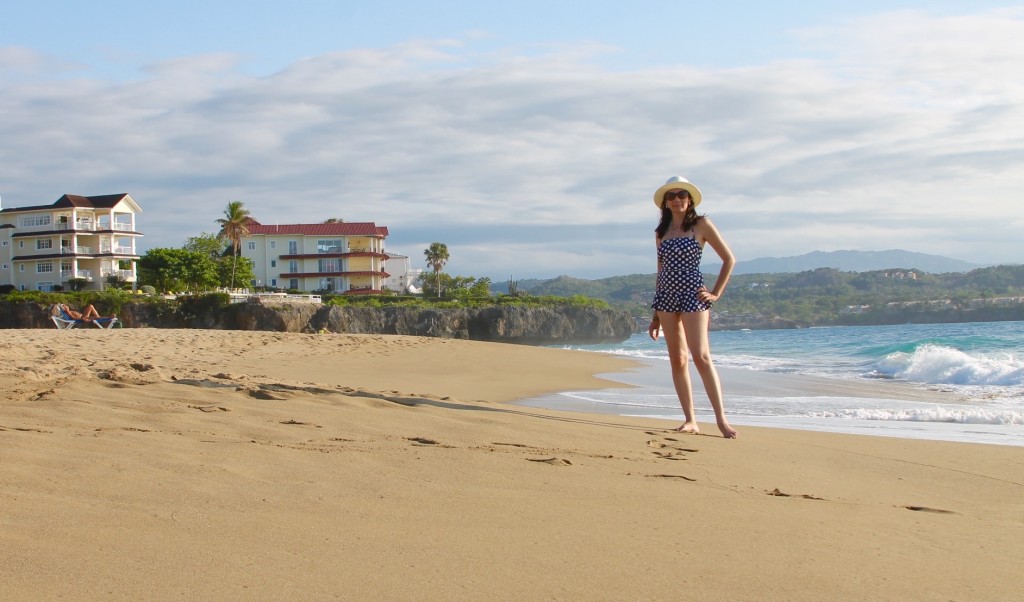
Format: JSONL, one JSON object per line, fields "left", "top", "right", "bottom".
{"left": 653, "top": 182, "right": 702, "bottom": 208}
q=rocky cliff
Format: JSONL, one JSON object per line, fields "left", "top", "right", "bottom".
{"left": 5, "top": 300, "right": 636, "bottom": 345}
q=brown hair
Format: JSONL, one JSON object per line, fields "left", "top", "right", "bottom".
{"left": 655, "top": 197, "right": 704, "bottom": 239}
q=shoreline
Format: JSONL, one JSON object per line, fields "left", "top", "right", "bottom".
{"left": 516, "top": 357, "right": 1024, "bottom": 447}
{"left": 3, "top": 330, "right": 1022, "bottom": 600}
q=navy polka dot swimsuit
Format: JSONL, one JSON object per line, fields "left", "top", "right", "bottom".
{"left": 652, "top": 234, "right": 712, "bottom": 313}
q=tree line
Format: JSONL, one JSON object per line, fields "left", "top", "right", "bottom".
{"left": 518, "top": 265, "right": 1024, "bottom": 326}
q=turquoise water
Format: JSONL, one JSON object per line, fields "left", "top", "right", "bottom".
{"left": 529, "top": 321, "right": 1024, "bottom": 446}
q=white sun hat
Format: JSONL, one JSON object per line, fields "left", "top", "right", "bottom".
{"left": 653, "top": 176, "right": 702, "bottom": 208}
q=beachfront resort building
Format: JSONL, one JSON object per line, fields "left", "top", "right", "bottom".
{"left": 0, "top": 193, "right": 142, "bottom": 291}
{"left": 240, "top": 220, "right": 391, "bottom": 293}
{"left": 383, "top": 253, "right": 423, "bottom": 294}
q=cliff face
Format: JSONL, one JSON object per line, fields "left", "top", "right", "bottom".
{"left": 311, "top": 304, "right": 635, "bottom": 344}
{"left": 6, "top": 300, "right": 635, "bottom": 345}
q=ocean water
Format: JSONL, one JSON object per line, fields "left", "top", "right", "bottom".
{"left": 522, "top": 321, "right": 1024, "bottom": 447}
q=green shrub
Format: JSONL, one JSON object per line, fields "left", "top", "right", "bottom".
{"left": 176, "top": 292, "right": 231, "bottom": 321}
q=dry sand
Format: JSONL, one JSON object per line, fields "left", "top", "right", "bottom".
{"left": 1, "top": 329, "right": 1022, "bottom": 601}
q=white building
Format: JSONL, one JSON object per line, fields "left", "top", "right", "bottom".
{"left": 241, "top": 220, "right": 389, "bottom": 293}
{"left": 382, "top": 253, "right": 424, "bottom": 293}
{"left": 0, "top": 194, "right": 142, "bottom": 291}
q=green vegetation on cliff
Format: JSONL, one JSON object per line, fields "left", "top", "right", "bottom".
{"left": 513, "top": 265, "right": 1024, "bottom": 328}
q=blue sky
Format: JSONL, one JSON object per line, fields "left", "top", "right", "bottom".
{"left": 2, "top": 1, "right": 1022, "bottom": 279}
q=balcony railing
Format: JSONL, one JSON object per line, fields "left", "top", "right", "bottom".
{"left": 21, "top": 220, "right": 135, "bottom": 233}
{"left": 99, "top": 246, "right": 133, "bottom": 254}
{"left": 101, "top": 269, "right": 136, "bottom": 281}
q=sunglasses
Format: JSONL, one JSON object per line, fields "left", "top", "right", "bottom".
{"left": 663, "top": 190, "right": 691, "bottom": 202}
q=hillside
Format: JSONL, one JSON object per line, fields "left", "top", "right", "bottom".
{"left": 703, "top": 249, "right": 985, "bottom": 275}
{"left": 497, "top": 263, "right": 1024, "bottom": 329}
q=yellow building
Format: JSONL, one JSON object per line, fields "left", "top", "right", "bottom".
{"left": 0, "top": 194, "right": 142, "bottom": 291}
{"left": 241, "top": 220, "right": 389, "bottom": 293}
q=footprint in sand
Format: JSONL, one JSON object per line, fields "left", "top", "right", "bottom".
{"left": 651, "top": 451, "right": 688, "bottom": 461}
{"left": 647, "top": 474, "right": 697, "bottom": 482}
{"left": 767, "top": 488, "right": 825, "bottom": 500}
{"left": 406, "top": 436, "right": 439, "bottom": 445}
{"left": 904, "top": 505, "right": 958, "bottom": 514}
{"left": 280, "top": 420, "right": 320, "bottom": 428}
{"left": 526, "top": 457, "right": 572, "bottom": 466}
{"left": 248, "top": 389, "right": 285, "bottom": 400}
{"left": 405, "top": 437, "right": 454, "bottom": 448}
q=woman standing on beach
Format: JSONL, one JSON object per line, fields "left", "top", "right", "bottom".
{"left": 647, "top": 176, "right": 738, "bottom": 439}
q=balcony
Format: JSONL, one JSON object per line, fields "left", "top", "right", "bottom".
{"left": 279, "top": 250, "right": 387, "bottom": 260}
{"left": 277, "top": 270, "right": 386, "bottom": 279}
{"left": 99, "top": 245, "right": 135, "bottom": 255}
{"left": 102, "top": 269, "right": 136, "bottom": 282}
{"left": 61, "top": 246, "right": 94, "bottom": 255}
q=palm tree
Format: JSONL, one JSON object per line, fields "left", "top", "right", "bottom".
{"left": 424, "top": 242, "right": 449, "bottom": 298}
{"left": 215, "top": 201, "right": 251, "bottom": 289}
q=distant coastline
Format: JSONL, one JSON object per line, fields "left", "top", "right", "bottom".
{"left": 708, "top": 304, "right": 1024, "bottom": 331}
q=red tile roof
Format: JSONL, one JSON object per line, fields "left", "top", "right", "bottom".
{"left": 245, "top": 220, "right": 388, "bottom": 237}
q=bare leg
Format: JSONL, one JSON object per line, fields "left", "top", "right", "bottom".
{"left": 680, "top": 310, "right": 737, "bottom": 439}
{"left": 657, "top": 310, "right": 699, "bottom": 434}
{"left": 82, "top": 305, "right": 101, "bottom": 319}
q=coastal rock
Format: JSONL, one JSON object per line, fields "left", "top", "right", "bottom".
{"left": 6, "top": 299, "right": 634, "bottom": 345}
{"left": 309, "top": 304, "right": 634, "bottom": 344}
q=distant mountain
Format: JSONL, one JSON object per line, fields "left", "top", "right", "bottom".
{"left": 488, "top": 250, "right": 1000, "bottom": 296}
{"left": 704, "top": 250, "right": 987, "bottom": 275}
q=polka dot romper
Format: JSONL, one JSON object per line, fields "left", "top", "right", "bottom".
{"left": 652, "top": 235, "right": 711, "bottom": 313}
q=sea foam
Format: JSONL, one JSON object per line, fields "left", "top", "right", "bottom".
{"left": 874, "top": 344, "right": 1024, "bottom": 387}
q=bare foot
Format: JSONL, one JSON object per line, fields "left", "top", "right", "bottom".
{"left": 718, "top": 422, "right": 738, "bottom": 439}
{"left": 674, "top": 421, "right": 700, "bottom": 434}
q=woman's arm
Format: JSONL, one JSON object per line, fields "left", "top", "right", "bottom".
{"left": 649, "top": 234, "right": 663, "bottom": 340}
{"left": 696, "top": 218, "right": 735, "bottom": 304}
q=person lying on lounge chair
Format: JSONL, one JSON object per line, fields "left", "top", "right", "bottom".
{"left": 59, "top": 303, "right": 111, "bottom": 323}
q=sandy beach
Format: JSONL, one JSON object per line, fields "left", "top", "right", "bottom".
{"left": 2, "top": 329, "right": 1022, "bottom": 601}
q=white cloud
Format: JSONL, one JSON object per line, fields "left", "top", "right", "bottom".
{"left": 1, "top": 8, "right": 1022, "bottom": 279}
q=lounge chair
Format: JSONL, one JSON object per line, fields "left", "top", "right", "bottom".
{"left": 50, "top": 304, "right": 120, "bottom": 329}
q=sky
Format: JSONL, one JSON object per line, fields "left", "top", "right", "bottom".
{"left": 2, "top": 1, "right": 1022, "bottom": 280}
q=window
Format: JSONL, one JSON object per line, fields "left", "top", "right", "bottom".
{"left": 270, "top": 241, "right": 276, "bottom": 249}
{"left": 270, "top": 260, "right": 277, "bottom": 268}
{"left": 2, "top": 264, "right": 7, "bottom": 270}
{"left": 270, "top": 278, "right": 277, "bottom": 287}
{"left": 18, "top": 241, "right": 24, "bottom": 248}
{"left": 317, "top": 239, "right": 342, "bottom": 253}
{"left": 288, "top": 241, "right": 298, "bottom": 254}
{"left": 247, "top": 242, "right": 256, "bottom": 250}
{"left": 2, "top": 240, "right": 7, "bottom": 246}
{"left": 20, "top": 215, "right": 51, "bottom": 228}
{"left": 289, "top": 279, "right": 299, "bottom": 290}
{"left": 288, "top": 260, "right": 298, "bottom": 273}
{"left": 318, "top": 258, "right": 340, "bottom": 272}
{"left": 37, "top": 239, "right": 53, "bottom": 250}
{"left": 37, "top": 282, "right": 55, "bottom": 292}
{"left": 19, "top": 264, "right": 25, "bottom": 272}
{"left": 37, "top": 262, "right": 54, "bottom": 273}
